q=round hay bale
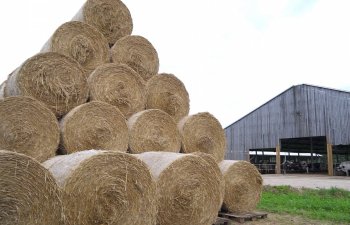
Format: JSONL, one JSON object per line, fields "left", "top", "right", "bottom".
{"left": 0, "top": 150, "right": 63, "bottom": 225}
{"left": 128, "top": 109, "right": 181, "bottom": 153}
{"left": 136, "top": 152, "right": 223, "bottom": 225}
{"left": 43, "top": 150, "right": 156, "bottom": 225}
{"left": 0, "top": 96, "right": 59, "bottom": 162}
{"left": 41, "top": 21, "right": 109, "bottom": 75}
{"left": 178, "top": 112, "right": 226, "bottom": 162}
{"left": 191, "top": 152, "right": 225, "bottom": 204}
{"left": 60, "top": 101, "right": 128, "bottom": 154}
{"left": 0, "top": 81, "right": 5, "bottom": 99}
{"left": 72, "top": 0, "right": 133, "bottom": 46}
{"left": 5, "top": 52, "right": 89, "bottom": 117}
{"left": 111, "top": 35, "right": 159, "bottom": 81}
{"left": 145, "top": 73, "right": 189, "bottom": 122}
{"left": 219, "top": 160, "right": 263, "bottom": 213}
{"left": 88, "top": 63, "right": 146, "bottom": 118}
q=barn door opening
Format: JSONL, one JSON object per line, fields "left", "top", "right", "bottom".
{"left": 279, "top": 136, "right": 328, "bottom": 174}
{"left": 249, "top": 148, "right": 276, "bottom": 174}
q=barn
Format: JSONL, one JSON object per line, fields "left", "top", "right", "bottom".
{"left": 224, "top": 84, "right": 350, "bottom": 176}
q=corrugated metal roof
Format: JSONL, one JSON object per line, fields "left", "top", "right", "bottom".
{"left": 225, "top": 84, "right": 350, "bottom": 129}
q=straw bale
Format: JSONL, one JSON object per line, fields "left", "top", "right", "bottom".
{"left": 5, "top": 52, "right": 89, "bottom": 117}
{"left": 111, "top": 35, "right": 159, "bottom": 81}
{"left": 0, "top": 81, "right": 5, "bottom": 99}
{"left": 128, "top": 109, "right": 181, "bottom": 153}
{"left": 136, "top": 152, "right": 223, "bottom": 225}
{"left": 41, "top": 21, "right": 109, "bottom": 75}
{"left": 145, "top": 73, "right": 189, "bottom": 122}
{"left": 0, "top": 150, "right": 63, "bottom": 225}
{"left": 88, "top": 63, "right": 146, "bottom": 118}
{"left": 192, "top": 152, "right": 225, "bottom": 203}
{"left": 219, "top": 160, "right": 263, "bottom": 213}
{"left": 72, "top": 0, "right": 132, "bottom": 46}
{"left": 178, "top": 112, "right": 226, "bottom": 162}
{"left": 0, "top": 96, "right": 59, "bottom": 162}
{"left": 60, "top": 101, "right": 128, "bottom": 154}
{"left": 43, "top": 150, "right": 156, "bottom": 225}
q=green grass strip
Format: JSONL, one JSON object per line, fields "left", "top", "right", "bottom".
{"left": 257, "top": 185, "right": 350, "bottom": 223}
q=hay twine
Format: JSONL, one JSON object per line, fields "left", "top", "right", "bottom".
{"left": 0, "top": 150, "right": 63, "bottom": 225}
{"left": 0, "top": 96, "right": 59, "bottom": 162}
{"left": 88, "top": 63, "right": 146, "bottom": 118}
{"left": 72, "top": 0, "right": 133, "bottom": 46}
{"left": 128, "top": 109, "right": 181, "bottom": 153}
{"left": 145, "top": 73, "right": 189, "bottom": 123}
{"left": 137, "top": 152, "right": 223, "bottom": 225}
{"left": 43, "top": 150, "right": 157, "bottom": 225}
{"left": 219, "top": 160, "right": 263, "bottom": 213}
{"left": 111, "top": 35, "right": 159, "bottom": 82}
{"left": 178, "top": 112, "right": 226, "bottom": 162}
{"left": 4, "top": 52, "right": 89, "bottom": 117}
{"left": 60, "top": 101, "right": 129, "bottom": 154}
{"left": 41, "top": 21, "right": 110, "bottom": 75}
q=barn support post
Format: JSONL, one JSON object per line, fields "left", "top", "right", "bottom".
{"left": 275, "top": 145, "right": 281, "bottom": 174}
{"left": 327, "top": 143, "right": 333, "bottom": 176}
{"left": 310, "top": 137, "right": 314, "bottom": 170}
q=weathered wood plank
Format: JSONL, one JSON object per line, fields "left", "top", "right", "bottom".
{"left": 225, "top": 84, "right": 350, "bottom": 160}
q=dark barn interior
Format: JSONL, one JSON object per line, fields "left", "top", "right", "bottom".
{"left": 249, "top": 136, "right": 350, "bottom": 175}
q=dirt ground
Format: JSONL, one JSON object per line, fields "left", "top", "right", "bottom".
{"left": 237, "top": 212, "right": 347, "bottom": 225}
{"left": 226, "top": 174, "right": 350, "bottom": 225}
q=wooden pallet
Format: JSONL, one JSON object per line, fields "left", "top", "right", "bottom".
{"left": 213, "top": 216, "right": 233, "bottom": 225}
{"left": 218, "top": 211, "right": 267, "bottom": 223}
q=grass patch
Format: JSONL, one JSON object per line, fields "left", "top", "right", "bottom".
{"left": 257, "top": 185, "right": 350, "bottom": 223}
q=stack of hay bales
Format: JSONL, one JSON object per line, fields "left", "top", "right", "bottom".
{"left": 0, "top": 0, "right": 263, "bottom": 224}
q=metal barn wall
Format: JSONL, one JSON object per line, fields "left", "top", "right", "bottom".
{"left": 225, "top": 84, "right": 350, "bottom": 160}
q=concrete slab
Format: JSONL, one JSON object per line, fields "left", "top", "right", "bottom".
{"left": 262, "top": 174, "right": 350, "bottom": 191}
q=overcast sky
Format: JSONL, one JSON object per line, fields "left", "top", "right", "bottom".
{"left": 1, "top": 0, "right": 350, "bottom": 128}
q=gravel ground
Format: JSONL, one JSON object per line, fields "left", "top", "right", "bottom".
{"left": 262, "top": 174, "right": 350, "bottom": 191}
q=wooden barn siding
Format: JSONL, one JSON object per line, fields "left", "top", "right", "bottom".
{"left": 225, "top": 85, "right": 350, "bottom": 160}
